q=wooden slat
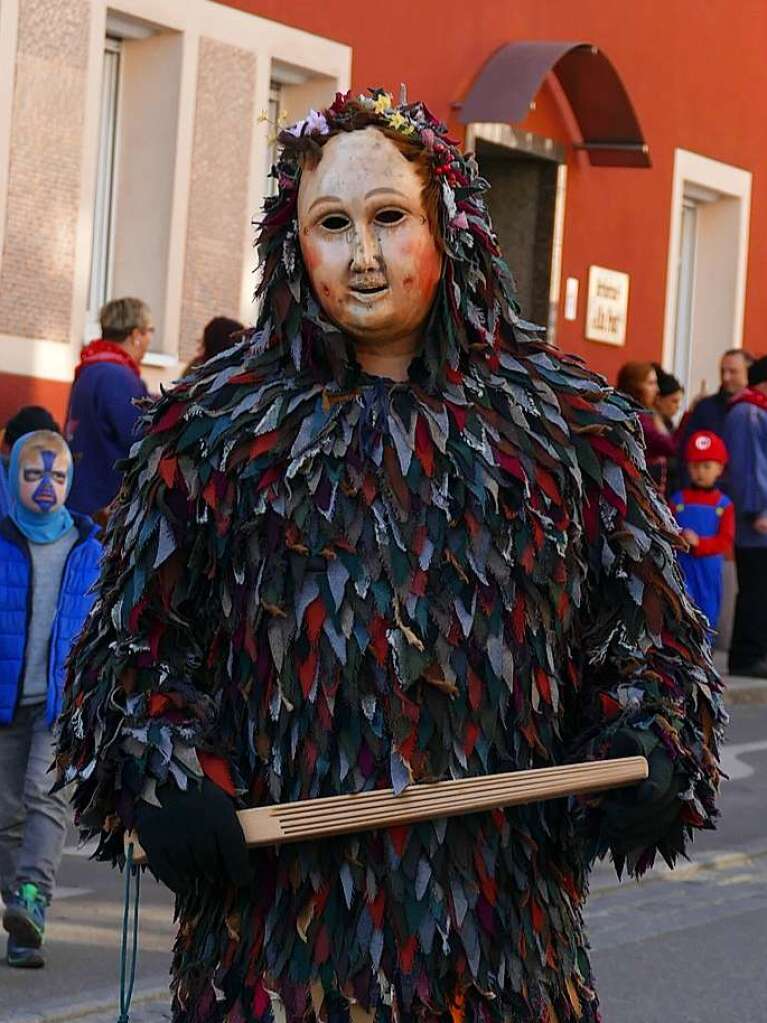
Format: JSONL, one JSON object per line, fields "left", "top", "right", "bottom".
{"left": 126, "top": 756, "right": 647, "bottom": 865}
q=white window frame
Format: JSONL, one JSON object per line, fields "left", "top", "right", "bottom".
{"left": 264, "top": 80, "right": 282, "bottom": 198}
{"left": 671, "top": 198, "right": 698, "bottom": 392}
{"left": 662, "top": 149, "right": 751, "bottom": 394}
{"left": 86, "top": 36, "right": 122, "bottom": 341}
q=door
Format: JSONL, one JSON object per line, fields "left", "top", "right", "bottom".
{"left": 476, "top": 139, "right": 558, "bottom": 329}
{"left": 672, "top": 198, "right": 698, "bottom": 393}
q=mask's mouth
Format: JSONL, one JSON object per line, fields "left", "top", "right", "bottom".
{"left": 349, "top": 276, "right": 388, "bottom": 297}
{"left": 32, "top": 494, "right": 57, "bottom": 511}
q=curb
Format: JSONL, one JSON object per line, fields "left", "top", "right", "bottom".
{"left": 717, "top": 658, "right": 767, "bottom": 704}
{"left": 727, "top": 686, "right": 767, "bottom": 705}
{"left": 0, "top": 980, "right": 170, "bottom": 1023}
{"left": 588, "top": 842, "right": 767, "bottom": 897}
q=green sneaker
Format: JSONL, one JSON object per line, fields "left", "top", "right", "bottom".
{"left": 3, "top": 882, "right": 46, "bottom": 951}
{"left": 6, "top": 934, "right": 45, "bottom": 968}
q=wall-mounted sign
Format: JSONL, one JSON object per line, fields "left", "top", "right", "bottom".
{"left": 585, "top": 265, "right": 630, "bottom": 346}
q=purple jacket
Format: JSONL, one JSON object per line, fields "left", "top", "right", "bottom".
{"left": 723, "top": 396, "right": 767, "bottom": 547}
{"left": 66, "top": 361, "right": 148, "bottom": 516}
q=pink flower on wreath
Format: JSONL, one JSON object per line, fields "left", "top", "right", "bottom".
{"left": 286, "top": 109, "right": 329, "bottom": 138}
{"left": 305, "top": 109, "right": 329, "bottom": 135}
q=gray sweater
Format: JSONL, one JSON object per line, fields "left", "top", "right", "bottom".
{"left": 20, "top": 526, "right": 79, "bottom": 705}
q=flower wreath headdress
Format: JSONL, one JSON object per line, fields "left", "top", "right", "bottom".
{"left": 254, "top": 88, "right": 542, "bottom": 391}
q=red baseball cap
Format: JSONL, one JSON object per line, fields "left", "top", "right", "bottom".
{"left": 684, "top": 430, "right": 728, "bottom": 465}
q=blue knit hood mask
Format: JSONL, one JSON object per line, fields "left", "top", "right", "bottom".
{"left": 9, "top": 431, "right": 74, "bottom": 543}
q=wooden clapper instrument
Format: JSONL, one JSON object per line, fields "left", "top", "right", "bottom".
{"left": 126, "top": 756, "right": 647, "bottom": 863}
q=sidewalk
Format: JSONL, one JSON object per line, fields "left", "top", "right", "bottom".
{"left": 723, "top": 672, "right": 767, "bottom": 703}
{"left": 712, "top": 650, "right": 767, "bottom": 704}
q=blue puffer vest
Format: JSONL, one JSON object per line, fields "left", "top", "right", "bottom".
{"left": 0, "top": 514, "right": 102, "bottom": 727}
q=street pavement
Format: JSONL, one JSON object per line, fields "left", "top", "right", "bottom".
{"left": 1, "top": 692, "right": 766, "bottom": 1023}
{"left": 590, "top": 698, "right": 767, "bottom": 1022}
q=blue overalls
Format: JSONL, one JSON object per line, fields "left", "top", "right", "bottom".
{"left": 670, "top": 488, "right": 733, "bottom": 632}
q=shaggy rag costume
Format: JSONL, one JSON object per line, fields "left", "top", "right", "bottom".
{"left": 56, "top": 93, "right": 723, "bottom": 1023}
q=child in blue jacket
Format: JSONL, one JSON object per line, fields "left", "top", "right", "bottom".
{"left": 0, "top": 431, "right": 101, "bottom": 968}
{"left": 670, "top": 431, "right": 734, "bottom": 635}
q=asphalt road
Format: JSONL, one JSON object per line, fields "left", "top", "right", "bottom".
{"left": 589, "top": 701, "right": 767, "bottom": 1022}
{"left": 1, "top": 702, "right": 765, "bottom": 1023}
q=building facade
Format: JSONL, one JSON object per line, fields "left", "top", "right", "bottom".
{"left": 0, "top": 0, "right": 761, "bottom": 423}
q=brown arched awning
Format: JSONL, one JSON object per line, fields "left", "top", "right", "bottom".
{"left": 458, "top": 41, "right": 650, "bottom": 168}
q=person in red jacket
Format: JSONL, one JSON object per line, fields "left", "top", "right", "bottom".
{"left": 670, "top": 431, "right": 734, "bottom": 634}
{"left": 65, "top": 297, "right": 151, "bottom": 520}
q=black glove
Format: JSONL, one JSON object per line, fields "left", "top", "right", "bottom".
{"left": 134, "top": 778, "right": 253, "bottom": 893}
{"left": 601, "top": 728, "right": 685, "bottom": 856}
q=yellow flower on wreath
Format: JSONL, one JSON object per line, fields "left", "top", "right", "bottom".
{"left": 386, "top": 111, "right": 416, "bottom": 135}
{"left": 373, "top": 92, "right": 393, "bottom": 114}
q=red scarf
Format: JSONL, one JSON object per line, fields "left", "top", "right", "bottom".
{"left": 75, "top": 339, "right": 142, "bottom": 380}
{"left": 729, "top": 387, "right": 767, "bottom": 412}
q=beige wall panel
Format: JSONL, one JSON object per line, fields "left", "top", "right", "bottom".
{"left": 0, "top": 0, "right": 90, "bottom": 341}
{"left": 180, "top": 36, "right": 256, "bottom": 363}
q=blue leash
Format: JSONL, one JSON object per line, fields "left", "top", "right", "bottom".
{"left": 117, "top": 842, "right": 142, "bottom": 1023}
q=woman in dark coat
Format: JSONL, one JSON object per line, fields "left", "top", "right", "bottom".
{"left": 617, "top": 361, "right": 678, "bottom": 495}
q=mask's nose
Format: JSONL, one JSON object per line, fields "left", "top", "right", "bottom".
{"left": 350, "top": 222, "right": 382, "bottom": 273}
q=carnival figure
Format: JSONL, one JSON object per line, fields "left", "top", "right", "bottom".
{"left": 55, "top": 91, "right": 723, "bottom": 1023}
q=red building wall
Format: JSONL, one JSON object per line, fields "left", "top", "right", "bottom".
{"left": 223, "top": 0, "right": 767, "bottom": 383}
{"left": 0, "top": 378, "right": 70, "bottom": 434}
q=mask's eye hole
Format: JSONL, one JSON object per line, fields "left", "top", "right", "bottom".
{"left": 320, "top": 214, "right": 350, "bottom": 232}
{"left": 374, "top": 208, "right": 406, "bottom": 226}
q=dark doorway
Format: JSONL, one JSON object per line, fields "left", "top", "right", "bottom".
{"left": 475, "top": 137, "right": 559, "bottom": 329}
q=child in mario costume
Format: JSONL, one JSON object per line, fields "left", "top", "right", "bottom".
{"left": 671, "top": 431, "right": 734, "bottom": 633}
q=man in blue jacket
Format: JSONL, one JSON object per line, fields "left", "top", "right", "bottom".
{"left": 724, "top": 355, "right": 767, "bottom": 676}
{"left": 0, "top": 431, "right": 101, "bottom": 967}
{"left": 66, "top": 296, "right": 151, "bottom": 519}
{"left": 679, "top": 348, "right": 753, "bottom": 452}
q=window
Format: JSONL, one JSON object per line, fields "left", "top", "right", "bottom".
{"left": 663, "top": 151, "right": 751, "bottom": 400}
{"left": 265, "top": 80, "right": 282, "bottom": 197}
{"left": 87, "top": 37, "right": 121, "bottom": 339}
{"left": 672, "top": 198, "right": 698, "bottom": 393}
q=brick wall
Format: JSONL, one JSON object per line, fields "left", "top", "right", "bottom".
{"left": 179, "top": 36, "right": 256, "bottom": 363}
{"left": 0, "top": 0, "right": 90, "bottom": 341}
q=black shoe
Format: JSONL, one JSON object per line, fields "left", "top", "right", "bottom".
{"left": 728, "top": 657, "right": 767, "bottom": 679}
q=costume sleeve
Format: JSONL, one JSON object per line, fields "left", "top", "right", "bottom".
{"left": 55, "top": 388, "right": 249, "bottom": 861}
{"left": 570, "top": 396, "right": 725, "bottom": 877}
{"left": 695, "top": 501, "right": 734, "bottom": 557}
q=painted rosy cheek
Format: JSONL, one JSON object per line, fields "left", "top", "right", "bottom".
{"left": 301, "top": 237, "right": 322, "bottom": 272}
